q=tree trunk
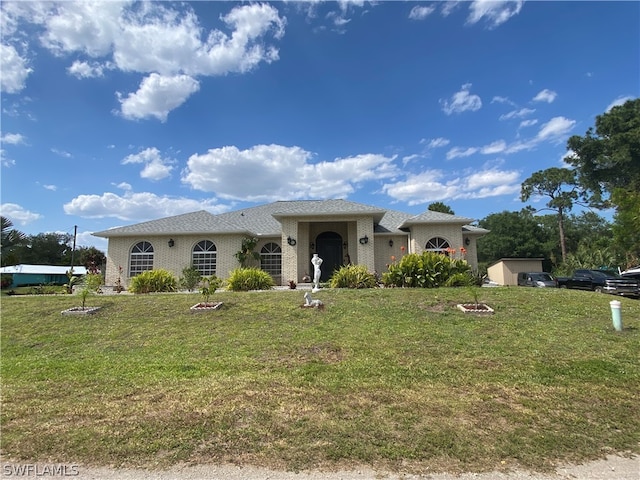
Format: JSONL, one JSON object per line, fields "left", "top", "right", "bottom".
{"left": 558, "top": 207, "right": 567, "bottom": 263}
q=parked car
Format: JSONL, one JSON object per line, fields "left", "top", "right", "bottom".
{"left": 517, "top": 272, "right": 557, "bottom": 288}
{"left": 556, "top": 269, "right": 640, "bottom": 297}
{"left": 621, "top": 266, "right": 640, "bottom": 282}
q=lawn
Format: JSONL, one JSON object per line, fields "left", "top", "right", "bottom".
{"left": 1, "top": 287, "right": 639, "bottom": 474}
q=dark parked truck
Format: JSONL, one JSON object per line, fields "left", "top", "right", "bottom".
{"left": 556, "top": 269, "right": 640, "bottom": 297}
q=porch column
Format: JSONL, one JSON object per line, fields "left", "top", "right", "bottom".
{"left": 281, "top": 219, "right": 299, "bottom": 286}
{"left": 356, "top": 218, "right": 375, "bottom": 273}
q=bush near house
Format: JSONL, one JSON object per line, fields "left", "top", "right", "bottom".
{"left": 129, "top": 269, "right": 178, "bottom": 294}
{"left": 226, "top": 267, "right": 274, "bottom": 291}
{"left": 382, "top": 251, "right": 473, "bottom": 288}
{"left": 329, "top": 264, "right": 378, "bottom": 289}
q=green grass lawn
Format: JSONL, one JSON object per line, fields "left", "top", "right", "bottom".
{"left": 1, "top": 287, "right": 639, "bottom": 474}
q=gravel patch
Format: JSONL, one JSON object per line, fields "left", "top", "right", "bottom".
{"left": 3, "top": 456, "right": 637, "bottom": 480}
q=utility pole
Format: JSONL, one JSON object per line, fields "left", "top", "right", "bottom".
{"left": 70, "top": 225, "right": 77, "bottom": 270}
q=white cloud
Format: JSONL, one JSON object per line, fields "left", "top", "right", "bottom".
{"left": 182, "top": 144, "right": 398, "bottom": 202}
{"left": 533, "top": 89, "right": 557, "bottom": 103}
{"left": 519, "top": 119, "right": 538, "bottom": 129}
{"left": 424, "top": 137, "right": 450, "bottom": 149}
{"left": 481, "top": 140, "right": 507, "bottom": 155}
{"left": 0, "top": 43, "right": 32, "bottom": 93}
{"left": 467, "top": 0, "right": 524, "bottom": 29}
{"left": 446, "top": 146, "right": 478, "bottom": 160}
{"left": 0, "top": 203, "right": 42, "bottom": 225}
{"left": 491, "top": 96, "right": 513, "bottom": 105}
{"left": 10, "top": 2, "right": 286, "bottom": 119}
{"left": 441, "top": 83, "right": 482, "bottom": 115}
{"left": 0, "top": 132, "right": 26, "bottom": 144}
{"left": 117, "top": 73, "right": 200, "bottom": 122}
{"left": 536, "top": 116, "right": 576, "bottom": 141}
{"left": 51, "top": 148, "right": 72, "bottom": 158}
{"left": 499, "top": 107, "right": 535, "bottom": 120}
{"left": 63, "top": 191, "right": 229, "bottom": 222}
{"left": 409, "top": 5, "right": 436, "bottom": 20}
{"left": 381, "top": 167, "right": 521, "bottom": 205}
{"left": 67, "top": 60, "right": 112, "bottom": 78}
{"left": 606, "top": 95, "right": 633, "bottom": 112}
{"left": 43, "top": 184, "right": 57, "bottom": 191}
{"left": 122, "top": 147, "right": 175, "bottom": 181}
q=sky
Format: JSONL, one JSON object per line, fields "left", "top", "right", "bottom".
{"left": 1, "top": 1, "right": 638, "bottom": 253}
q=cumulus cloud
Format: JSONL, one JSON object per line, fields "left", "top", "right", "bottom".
{"left": 519, "top": 119, "right": 538, "bottom": 129}
{"left": 0, "top": 203, "right": 42, "bottom": 225}
{"left": 381, "top": 167, "right": 521, "bottom": 205}
{"left": 117, "top": 73, "right": 200, "bottom": 122}
{"left": 7, "top": 2, "right": 286, "bottom": 119}
{"left": 63, "top": 191, "right": 229, "bottom": 222}
{"left": 441, "top": 83, "right": 482, "bottom": 115}
{"left": 536, "top": 116, "right": 576, "bottom": 142}
{"left": 0, "top": 132, "right": 26, "bottom": 144}
{"left": 182, "top": 144, "right": 398, "bottom": 202}
{"left": 533, "top": 89, "right": 557, "bottom": 103}
{"left": 122, "top": 147, "right": 175, "bottom": 181}
{"left": 480, "top": 140, "right": 507, "bottom": 155}
{"left": 409, "top": 5, "right": 436, "bottom": 20}
{"left": 467, "top": 0, "right": 524, "bottom": 29}
{"left": 0, "top": 43, "right": 32, "bottom": 93}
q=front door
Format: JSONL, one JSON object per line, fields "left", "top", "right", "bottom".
{"left": 315, "top": 231, "right": 343, "bottom": 281}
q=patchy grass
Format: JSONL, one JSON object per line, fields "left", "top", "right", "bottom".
{"left": 1, "top": 288, "right": 639, "bottom": 474}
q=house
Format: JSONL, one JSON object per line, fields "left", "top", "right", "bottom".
{"left": 486, "top": 258, "right": 545, "bottom": 286}
{"left": 0, "top": 264, "right": 88, "bottom": 288}
{"left": 93, "top": 199, "right": 489, "bottom": 288}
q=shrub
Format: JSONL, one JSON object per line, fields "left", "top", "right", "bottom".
{"left": 329, "top": 264, "right": 378, "bottom": 289}
{"left": 129, "top": 269, "right": 178, "bottom": 294}
{"left": 180, "top": 266, "right": 202, "bottom": 292}
{"left": 1, "top": 274, "right": 13, "bottom": 289}
{"left": 226, "top": 268, "right": 274, "bottom": 292}
{"left": 201, "top": 275, "right": 223, "bottom": 303}
{"left": 381, "top": 251, "right": 471, "bottom": 288}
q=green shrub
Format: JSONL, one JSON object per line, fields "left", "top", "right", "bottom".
{"left": 129, "top": 269, "right": 178, "bottom": 294}
{"left": 180, "top": 266, "right": 202, "bottom": 292}
{"left": 226, "top": 268, "right": 274, "bottom": 292}
{"left": 381, "top": 251, "right": 472, "bottom": 288}
{"left": 201, "top": 275, "right": 223, "bottom": 302}
{"left": 329, "top": 264, "right": 378, "bottom": 289}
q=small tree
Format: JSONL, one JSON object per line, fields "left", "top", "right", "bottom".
{"left": 201, "top": 275, "right": 222, "bottom": 303}
{"left": 234, "top": 237, "right": 260, "bottom": 267}
{"left": 180, "top": 265, "right": 202, "bottom": 292}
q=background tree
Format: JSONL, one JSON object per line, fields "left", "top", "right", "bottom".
{"left": 76, "top": 246, "right": 107, "bottom": 273}
{"left": 12, "top": 233, "right": 73, "bottom": 265}
{"left": 1, "top": 217, "right": 26, "bottom": 266}
{"left": 427, "top": 202, "right": 455, "bottom": 215}
{"left": 566, "top": 98, "right": 640, "bottom": 263}
{"left": 476, "top": 209, "right": 551, "bottom": 272}
{"left": 520, "top": 167, "right": 584, "bottom": 263}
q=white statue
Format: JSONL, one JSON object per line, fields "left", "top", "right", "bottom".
{"left": 304, "top": 292, "right": 324, "bottom": 308}
{"left": 311, "top": 253, "right": 323, "bottom": 292}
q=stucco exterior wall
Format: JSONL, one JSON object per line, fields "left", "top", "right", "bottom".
{"left": 103, "top": 234, "right": 272, "bottom": 288}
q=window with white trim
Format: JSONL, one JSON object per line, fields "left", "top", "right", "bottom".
{"left": 192, "top": 240, "right": 217, "bottom": 276}
{"left": 425, "top": 237, "right": 450, "bottom": 254}
{"left": 129, "top": 241, "right": 154, "bottom": 276}
{"left": 260, "top": 242, "right": 282, "bottom": 276}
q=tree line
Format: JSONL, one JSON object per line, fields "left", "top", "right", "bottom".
{"left": 1, "top": 99, "right": 638, "bottom": 276}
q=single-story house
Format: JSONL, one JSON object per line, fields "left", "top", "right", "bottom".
{"left": 0, "top": 264, "right": 88, "bottom": 288}
{"left": 486, "top": 258, "right": 545, "bottom": 286}
{"left": 93, "top": 199, "right": 489, "bottom": 288}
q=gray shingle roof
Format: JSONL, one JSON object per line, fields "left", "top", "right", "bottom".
{"left": 399, "top": 210, "right": 474, "bottom": 227}
{"left": 92, "top": 200, "right": 485, "bottom": 238}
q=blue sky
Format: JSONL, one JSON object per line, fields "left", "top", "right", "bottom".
{"left": 1, "top": 1, "right": 638, "bottom": 252}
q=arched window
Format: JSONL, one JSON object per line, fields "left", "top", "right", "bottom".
{"left": 192, "top": 240, "right": 217, "bottom": 276}
{"left": 425, "top": 237, "right": 450, "bottom": 254}
{"left": 260, "top": 242, "right": 282, "bottom": 276}
{"left": 129, "top": 241, "right": 154, "bottom": 276}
